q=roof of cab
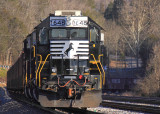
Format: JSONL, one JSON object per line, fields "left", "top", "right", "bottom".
{"left": 34, "top": 12, "right": 104, "bottom": 30}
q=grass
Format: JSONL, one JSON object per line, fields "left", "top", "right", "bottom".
{"left": 0, "top": 68, "right": 7, "bottom": 78}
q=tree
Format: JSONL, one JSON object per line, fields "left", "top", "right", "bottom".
{"left": 120, "top": 0, "right": 157, "bottom": 68}
{"left": 0, "top": 0, "right": 106, "bottom": 65}
{"left": 104, "top": 1, "right": 114, "bottom": 20}
{"left": 135, "top": 43, "right": 160, "bottom": 96}
{"left": 112, "top": 0, "right": 124, "bottom": 22}
{"left": 104, "top": 20, "right": 122, "bottom": 68}
{"left": 134, "top": 0, "right": 160, "bottom": 96}
{"left": 104, "top": 0, "right": 124, "bottom": 21}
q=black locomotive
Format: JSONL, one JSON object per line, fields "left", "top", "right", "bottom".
{"left": 7, "top": 10, "right": 105, "bottom": 107}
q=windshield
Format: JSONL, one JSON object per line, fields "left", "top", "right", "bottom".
{"left": 51, "top": 29, "right": 67, "bottom": 38}
{"left": 50, "top": 28, "right": 87, "bottom": 39}
{"left": 70, "top": 29, "right": 86, "bottom": 38}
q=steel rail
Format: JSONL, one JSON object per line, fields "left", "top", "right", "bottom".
{"left": 102, "top": 95, "right": 160, "bottom": 105}
{"left": 101, "top": 100, "right": 160, "bottom": 113}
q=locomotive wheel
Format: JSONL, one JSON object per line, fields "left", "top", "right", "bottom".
{"left": 33, "top": 87, "right": 39, "bottom": 101}
{"left": 28, "top": 87, "right": 33, "bottom": 98}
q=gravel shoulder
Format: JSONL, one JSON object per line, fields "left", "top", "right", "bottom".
{"left": 87, "top": 106, "right": 146, "bottom": 114}
{"left": 0, "top": 84, "right": 50, "bottom": 114}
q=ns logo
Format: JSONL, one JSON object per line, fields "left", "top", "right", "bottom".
{"left": 64, "top": 43, "right": 74, "bottom": 56}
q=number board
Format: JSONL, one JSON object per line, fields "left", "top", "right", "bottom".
{"left": 50, "top": 17, "right": 88, "bottom": 27}
{"left": 72, "top": 20, "right": 87, "bottom": 26}
{"left": 51, "top": 19, "right": 66, "bottom": 26}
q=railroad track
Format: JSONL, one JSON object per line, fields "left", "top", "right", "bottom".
{"left": 8, "top": 90, "right": 101, "bottom": 114}
{"left": 102, "top": 95, "right": 160, "bottom": 105}
{"left": 102, "top": 95, "right": 160, "bottom": 113}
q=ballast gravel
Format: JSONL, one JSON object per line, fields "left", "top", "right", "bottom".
{"left": 0, "top": 86, "right": 50, "bottom": 114}
{"left": 87, "top": 106, "right": 145, "bottom": 114}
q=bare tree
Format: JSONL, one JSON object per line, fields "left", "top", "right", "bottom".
{"left": 133, "top": 1, "right": 160, "bottom": 96}
{"left": 0, "top": 0, "right": 106, "bottom": 64}
{"left": 104, "top": 20, "right": 122, "bottom": 68}
{"left": 135, "top": 43, "right": 160, "bottom": 96}
{"left": 120, "top": 0, "right": 159, "bottom": 68}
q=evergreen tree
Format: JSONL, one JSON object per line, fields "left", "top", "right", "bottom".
{"left": 104, "top": 0, "right": 124, "bottom": 21}
{"left": 104, "top": 1, "right": 114, "bottom": 20}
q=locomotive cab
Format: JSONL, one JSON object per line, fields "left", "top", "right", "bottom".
{"left": 23, "top": 10, "right": 105, "bottom": 107}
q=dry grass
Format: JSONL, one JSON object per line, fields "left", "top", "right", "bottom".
{"left": 110, "top": 60, "right": 128, "bottom": 68}
{"left": 121, "top": 91, "right": 140, "bottom": 97}
{"left": 0, "top": 68, "right": 7, "bottom": 76}
{"left": 0, "top": 68, "right": 7, "bottom": 82}
{"left": 134, "top": 44, "right": 160, "bottom": 97}
{"left": 0, "top": 83, "right": 6, "bottom": 87}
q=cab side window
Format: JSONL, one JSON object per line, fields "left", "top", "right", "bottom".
{"left": 27, "top": 37, "right": 31, "bottom": 49}
{"left": 90, "top": 27, "right": 99, "bottom": 43}
{"left": 32, "top": 31, "right": 36, "bottom": 45}
{"left": 39, "top": 28, "right": 48, "bottom": 44}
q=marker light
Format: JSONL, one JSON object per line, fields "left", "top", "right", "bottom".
{"left": 79, "top": 75, "right": 83, "bottom": 80}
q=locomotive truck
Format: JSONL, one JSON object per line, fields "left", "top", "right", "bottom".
{"left": 7, "top": 10, "right": 105, "bottom": 107}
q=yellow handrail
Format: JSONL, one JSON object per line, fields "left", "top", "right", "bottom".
{"left": 91, "top": 54, "right": 102, "bottom": 89}
{"left": 32, "top": 46, "right": 35, "bottom": 58}
{"left": 98, "top": 54, "right": 103, "bottom": 61}
{"left": 39, "top": 54, "right": 50, "bottom": 87}
{"left": 30, "top": 74, "right": 32, "bottom": 79}
{"left": 25, "top": 73, "right": 27, "bottom": 84}
{"left": 36, "top": 54, "right": 42, "bottom": 86}
{"left": 98, "top": 54, "right": 105, "bottom": 85}
{"left": 25, "top": 61, "right": 28, "bottom": 85}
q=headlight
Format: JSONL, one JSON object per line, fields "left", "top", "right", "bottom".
{"left": 52, "top": 67, "right": 57, "bottom": 73}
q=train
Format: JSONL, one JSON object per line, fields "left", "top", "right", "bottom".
{"left": 7, "top": 10, "right": 105, "bottom": 107}
{"left": 103, "top": 68, "right": 143, "bottom": 93}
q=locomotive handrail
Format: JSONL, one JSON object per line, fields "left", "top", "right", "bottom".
{"left": 32, "top": 46, "right": 35, "bottom": 58}
{"left": 98, "top": 54, "right": 105, "bottom": 85}
{"left": 58, "top": 77, "right": 87, "bottom": 87}
{"left": 39, "top": 54, "right": 50, "bottom": 87}
{"left": 30, "top": 74, "right": 32, "bottom": 79}
{"left": 90, "top": 54, "right": 102, "bottom": 89}
{"left": 25, "top": 61, "right": 28, "bottom": 85}
{"left": 98, "top": 54, "right": 103, "bottom": 61}
{"left": 36, "top": 54, "right": 42, "bottom": 86}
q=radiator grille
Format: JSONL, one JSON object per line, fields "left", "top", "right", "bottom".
{"left": 50, "top": 40, "right": 89, "bottom": 59}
